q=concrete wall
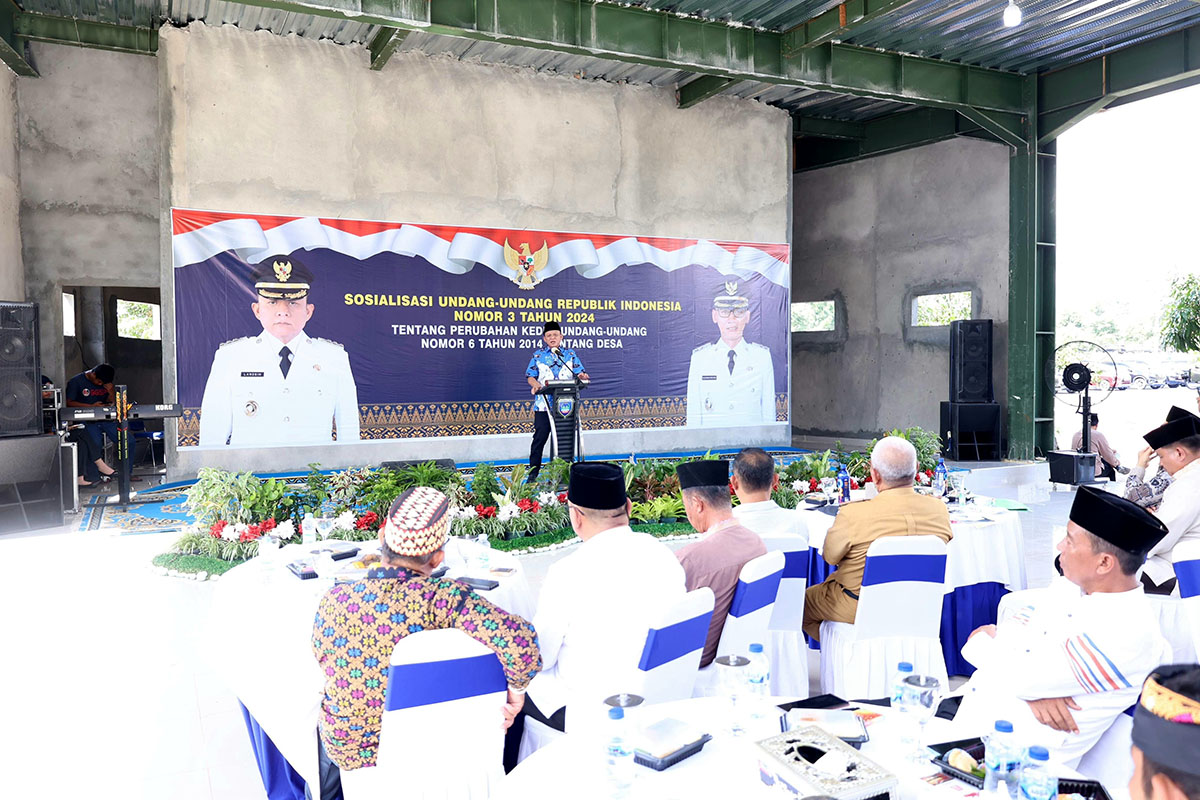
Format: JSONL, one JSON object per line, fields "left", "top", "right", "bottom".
{"left": 0, "top": 68, "right": 22, "bottom": 302}
{"left": 160, "top": 23, "right": 792, "bottom": 478}
{"left": 18, "top": 43, "right": 159, "bottom": 384}
{"left": 791, "top": 137, "right": 1010, "bottom": 442}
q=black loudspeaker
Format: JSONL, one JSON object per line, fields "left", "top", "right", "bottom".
{"left": 940, "top": 401, "right": 1002, "bottom": 461}
{"left": 0, "top": 434, "right": 64, "bottom": 532}
{"left": 0, "top": 302, "right": 41, "bottom": 438}
{"left": 380, "top": 459, "right": 458, "bottom": 472}
{"left": 949, "top": 319, "right": 994, "bottom": 403}
{"left": 1048, "top": 450, "right": 1097, "bottom": 485}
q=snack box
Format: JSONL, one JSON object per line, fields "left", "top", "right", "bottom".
{"left": 928, "top": 739, "right": 1114, "bottom": 800}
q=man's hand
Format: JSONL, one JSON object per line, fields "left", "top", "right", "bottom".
{"left": 1137, "top": 446, "right": 1156, "bottom": 469}
{"left": 529, "top": 380, "right": 543, "bottom": 396}
{"left": 578, "top": 372, "right": 590, "bottom": 382}
{"left": 501, "top": 688, "right": 525, "bottom": 729}
{"left": 968, "top": 624, "right": 997, "bottom": 641}
{"left": 1026, "top": 697, "right": 1080, "bottom": 733}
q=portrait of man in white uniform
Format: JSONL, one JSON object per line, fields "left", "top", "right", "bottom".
{"left": 686, "top": 281, "right": 775, "bottom": 428}
{"left": 198, "top": 255, "right": 360, "bottom": 447}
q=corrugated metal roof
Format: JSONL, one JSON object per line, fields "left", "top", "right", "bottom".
{"left": 168, "top": 0, "right": 379, "bottom": 45}
{"left": 841, "top": 0, "right": 1200, "bottom": 73}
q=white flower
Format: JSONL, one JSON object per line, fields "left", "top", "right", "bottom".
{"left": 334, "top": 510, "right": 355, "bottom": 531}
{"left": 497, "top": 502, "right": 521, "bottom": 522}
{"left": 457, "top": 505, "right": 478, "bottom": 520}
{"left": 274, "top": 519, "right": 296, "bottom": 541}
{"left": 538, "top": 491, "right": 559, "bottom": 507}
{"left": 791, "top": 480, "right": 805, "bottom": 493}
{"left": 226, "top": 522, "right": 246, "bottom": 542}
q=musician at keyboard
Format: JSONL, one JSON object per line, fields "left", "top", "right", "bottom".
{"left": 524, "top": 320, "right": 589, "bottom": 482}
{"left": 64, "top": 363, "right": 119, "bottom": 479}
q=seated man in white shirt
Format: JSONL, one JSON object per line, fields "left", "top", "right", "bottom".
{"left": 522, "top": 462, "right": 687, "bottom": 733}
{"left": 731, "top": 447, "right": 807, "bottom": 541}
{"left": 1130, "top": 664, "right": 1200, "bottom": 800}
{"left": 954, "top": 486, "right": 1172, "bottom": 767}
{"left": 1141, "top": 407, "right": 1200, "bottom": 594}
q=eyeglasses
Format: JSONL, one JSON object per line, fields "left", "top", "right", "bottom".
{"left": 715, "top": 308, "right": 749, "bottom": 319}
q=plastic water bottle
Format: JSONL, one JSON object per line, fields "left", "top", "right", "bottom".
{"left": 837, "top": 464, "right": 851, "bottom": 503}
{"left": 605, "top": 706, "right": 634, "bottom": 795}
{"left": 746, "top": 643, "right": 770, "bottom": 697}
{"left": 934, "top": 457, "right": 948, "bottom": 496}
{"left": 984, "top": 720, "right": 1021, "bottom": 798}
{"left": 302, "top": 512, "right": 316, "bottom": 545}
{"left": 891, "top": 662, "right": 914, "bottom": 705}
{"left": 1019, "top": 747, "right": 1057, "bottom": 800}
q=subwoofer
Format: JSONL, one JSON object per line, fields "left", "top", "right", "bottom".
{"left": 940, "top": 401, "right": 1002, "bottom": 461}
{"left": 0, "top": 302, "right": 41, "bottom": 438}
{"left": 949, "top": 319, "right": 994, "bottom": 404}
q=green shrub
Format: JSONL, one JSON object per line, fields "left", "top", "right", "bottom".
{"left": 471, "top": 463, "right": 501, "bottom": 506}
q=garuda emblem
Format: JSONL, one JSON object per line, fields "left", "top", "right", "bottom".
{"left": 503, "top": 239, "right": 549, "bottom": 291}
{"left": 273, "top": 260, "right": 293, "bottom": 282}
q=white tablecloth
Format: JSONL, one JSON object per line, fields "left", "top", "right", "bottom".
{"left": 203, "top": 537, "right": 534, "bottom": 790}
{"left": 495, "top": 695, "right": 1083, "bottom": 800}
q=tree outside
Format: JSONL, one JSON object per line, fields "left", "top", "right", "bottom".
{"left": 1161, "top": 273, "right": 1200, "bottom": 353}
{"left": 913, "top": 291, "right": 971, "bottom": 326}
{"left": 117, "top": 300, "right": 161, "bottom": 341}
{"left": 791, "top": 300, "right": 835, "bottom": 332}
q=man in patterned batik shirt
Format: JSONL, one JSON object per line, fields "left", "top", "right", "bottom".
{"left": 311, "top": 487, "right": 541, "bottom": 796}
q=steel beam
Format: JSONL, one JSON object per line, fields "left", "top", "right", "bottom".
{"left": 0, "top": 2, "right": 35, "bottom": 77}
{"left": 785, "top": 0, "right": 922, "bottom": 50}
{"left": 1038, "top": 24, "right": 1200, "bottom": 144}
{"left": 956, "top": 107, "right": 1025, "bottom": 149}
{"left": 212, "top": 0, "right": 1024, "bottom": 113}
{"left": 1007, "top": 75, "right": 1056, "bottom": 459}
{"left": 794, "top": 115, "right": 865, "bottom": 140}
{"left": 369, "top": 27, "right": 411, "bottom": 71}
{"left": 677, "top": 75, "right": 739, "bottom": 109}
{"left": 15, "top": 12, "right": 157, "bottom": 55}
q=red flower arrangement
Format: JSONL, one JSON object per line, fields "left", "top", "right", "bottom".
{"left": 476, "top": 504, "right": 497, "bottom": 518}
{"left": 355, "top": 511, "right": 379, "bottom": 530}
{"left": 239, "top": 522, "right": 263, "bottom": 543}
{"left": 850, "top": 478, "right": 860, "bottom": 490}
{"left": 808, "top": 478, "right": 820, "bottom": 492}
{"left": 209, "top": 520, "right": 228, "bottom": 540}
{"left": 557, "top": 492, "right": 568, "bottom": 503}
{"left": 516, "top": 498, "right": 542, "bottom": 514}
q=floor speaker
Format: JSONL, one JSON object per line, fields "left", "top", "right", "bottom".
{"left": 1048, "top": 450, "right": 1097, "bottom": 485}
{"left": 0, "top": 302, "right": 41, "bottom": 438}
{"left": 0, "top": 434, "right": 64, "bottom": 533}
{"left": 940, "top": 401, "right": 1002, "bottom": 461}
{"left": 949, "top": 319, "right": 994, "bottom": 404}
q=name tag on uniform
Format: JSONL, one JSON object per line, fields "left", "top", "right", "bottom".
{"left": 241, "top": 371, "right": 264, "bottom": 378}
{"left": 702, "top": 375, "right": 718, "bottom": 381}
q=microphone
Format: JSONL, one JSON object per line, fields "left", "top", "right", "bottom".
{"left": 552, "top": 347, "right": 562, "bottom": 357}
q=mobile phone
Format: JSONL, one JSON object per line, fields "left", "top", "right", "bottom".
{"left": 287, "top": 560, "right": 318, "bottom": 580}
{"left": 490, "top": 566, "right": 516, "bottom": 575}
{"left": 457, "top": 576, "right": 500, "bottom": 591}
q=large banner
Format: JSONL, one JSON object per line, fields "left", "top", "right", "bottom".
{"left": 172, "top": 209, "right": 790, "bottom": 448}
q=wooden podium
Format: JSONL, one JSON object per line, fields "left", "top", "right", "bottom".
{"left": 536, "top": 378, "right": 589, "bottom": 463}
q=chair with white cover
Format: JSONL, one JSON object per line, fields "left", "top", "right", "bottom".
{"left": 339, "top": 628, "right": 509, "bottom": 800}
{"left": 1174, "top": 540, "right": 1200, "bottom": 654}
{"left": 694, "top": 550, "right": 785, "bottom": 696}
{"left": 761, "top": 535, "right": 811, "bottom": 697}
{"left": 518, "top": 589, "right": 715, "bottom": 762}
{"left": 819, "top": 535, "right": 949, "bottom": 699}
{"left": 1077, "top": 708, "right": 1135, "bottom": 800}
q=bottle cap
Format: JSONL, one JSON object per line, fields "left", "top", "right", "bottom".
{"left": 1027, "top": 746, "right": 1049, "bottom": 761}
{"left": 994, "top": 720, "right": 1013, "bottom": 733}
{"left": 608, "top": 707, "right": 624, "bottom": 720}
{"left": 749, "top": 643, "right": 763, "bottom": 654}
{"left": 898, "top": 662, "right": 913, "bottom": 673}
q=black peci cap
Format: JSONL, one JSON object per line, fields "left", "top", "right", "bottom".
{"left": 1068, "top": 485, "right": 1168, "bottom": 557}
{"left": 1144, "top": 409, "right": 1200, "bottom": 450}
{"left": 676, "top": 459, "right": 731, "bottom": 490}
{"left": 567, "top": 462, "right": 626, "bottom": 510}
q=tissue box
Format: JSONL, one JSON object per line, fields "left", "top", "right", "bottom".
{"left": 756, "top": 726, "right": 896, "bottom": 800}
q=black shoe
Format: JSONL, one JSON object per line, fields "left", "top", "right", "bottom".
{"left": 527, "top": 467, "right": 541, "bottom": 483}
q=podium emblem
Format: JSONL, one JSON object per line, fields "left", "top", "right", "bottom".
{"left": 557, "top": 397, "right": 574, "bottom": 417}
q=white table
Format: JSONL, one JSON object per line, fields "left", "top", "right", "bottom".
{"left": 797, "top": 502, "right": 1027, "bottom": 674}
{"left": 496, "top": 695, "right": 1082, "bottom": 800}
{"left": 204, "top": 537, "right": 534, "bottom": 798}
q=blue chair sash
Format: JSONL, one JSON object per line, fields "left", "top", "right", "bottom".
{"left": 385, "top": 653, "right": 506, "bottom": 711}
{"left": 728, "top": 569, "right": 783, "bottom": 618}
{"left": 637, "top": 610, "right": 713, "bottom": 671}
{"left": 861, "top": 554, "right": 947, "bottom": 587}
{"left": 782, "top": 549, "right": 809, "bottom": 582}
{"left": 1176, "top": 559, "right": 1200, "bottom": 599}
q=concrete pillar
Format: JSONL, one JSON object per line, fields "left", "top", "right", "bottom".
{"left": 0, "top": 69, "right": 23, "bottom": 302}
{"left": 79, "top": 286, "right": 105, "bottom": 366}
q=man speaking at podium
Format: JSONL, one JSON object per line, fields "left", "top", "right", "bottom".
{"left": 525, "top": 320, "right": 589, "bottom": 481}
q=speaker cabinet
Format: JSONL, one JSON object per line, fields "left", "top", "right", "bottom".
{"left": 0, "top": 302, "right": 41, "bottom": 438}
{"left": 940, "top": 401, "right": 1002, "bottom": 461}
{"left": 0, "top": 434, "right": 64, "bottom": 533}
{"left": 1048, "top": 450, "right": 1097, "bottom": 485}
{"left": 949, "top": 319, "right": 994, "bottom": 404}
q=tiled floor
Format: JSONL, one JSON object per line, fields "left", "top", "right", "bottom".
{"left": 0, "top": 466, "right": 1071, "bottom": 799}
